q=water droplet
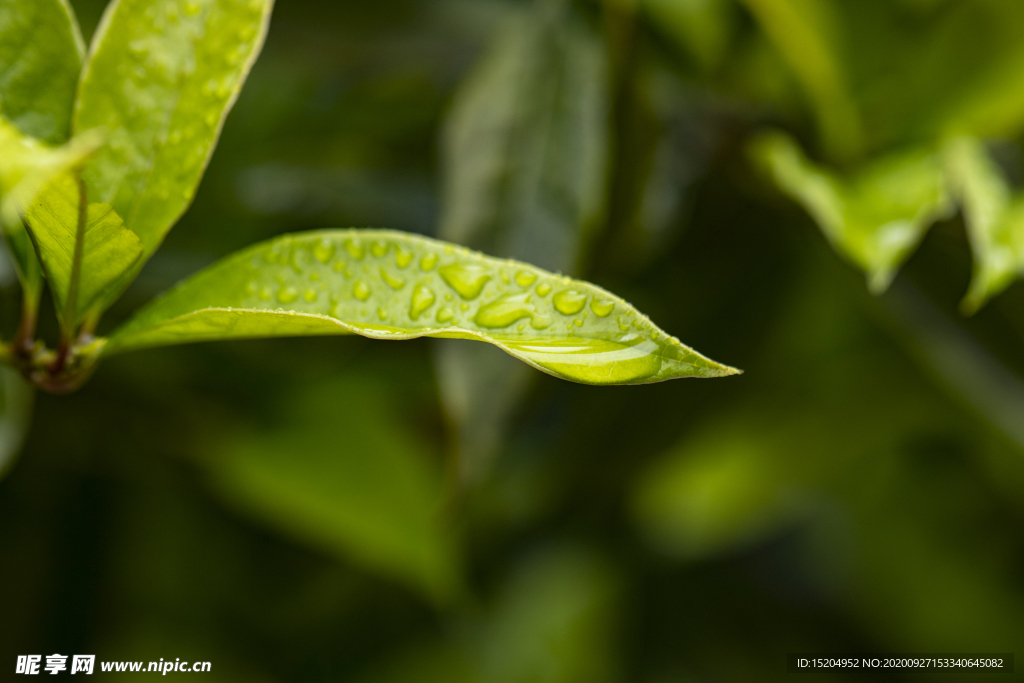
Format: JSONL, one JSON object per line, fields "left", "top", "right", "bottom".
{"left": 591, "top": 297, "right": 614, "bottom": 317}
{"left": 371, "top": 240, "right": 389, "bottom": 258}
{"left": 617, "top": 315, "right": 631, "bottom": 331}
{"left": 420, "top": 253, "right": 438, "bottom": 271}
{"left": 516, "top": 271, "right": 537, "bottom": 287}
{"left": 277, "top": 286, "right": 299, "bottom": 304}
{"left": 439, "top": 263, "right": 491, "bottom": 300}
{"left": 473, "top": 293, "right": 540, "bottom": 329}
{"left": 353, "top": 281, "right": 371, "bottom": 301}
{"left": 380, "top": 268, "right": 405, "bottom": 290}
{"left": 332, "top": 261, "right": 346, "bottom": 273}
{"left": 436, "top": 307, "right": 454, "bottom": 323}
{"left": 345, "top": 239, "right": 364, "bottom": 260}
{"left": 409, "top": 285, "right": 436, "bottom": 320}
{"left": 502, "top": 338, "right": 661, "bottom": 384}
{"left": 536, "top": 282, "right": 551, "bottom": 296}
{"left": 500, "top": 270, "right": 510, "bottom": 284}
{"left": 290, "top": 248, "right": 308, "bottom": 274}
{"left": 378, "top": 307, "right": 388, "bottom": 321}
{"left": 460, "top": 303, "right": 470, "bottom": 312}
{"left": 304, "top": 288, "right": 318, "bottom": 302}
{"left": 553, "top": 289, "right": 587, "bottom": 316}
{"left": 574, "top": 318, "right": 583, "bottom": 327}
{"left": 395, "top": 247, "right": 413, "bottom": 269}
{"left": 313, "top": 239, "right": 334, "bottom": 263}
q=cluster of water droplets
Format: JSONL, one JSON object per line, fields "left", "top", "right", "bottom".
{"left": 239, "top": 233, "right": 662, "bottom": 340}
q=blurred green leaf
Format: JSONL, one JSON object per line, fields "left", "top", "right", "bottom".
{"left": 106, "top": 230, "right": 738, "bottom": 385}
{"left": 68, "top": 0, "right": 274, "bottom": 314}
{"left": 205, "top": 375, "right": 458, "bottom": 603}
{"left": 23, "top": 173, "right": 142, "bottom": 324}
{"left": 752, "top": 131, "right": 952, "bottom": 292}
{"left": 641, "top": 0, "right": 734, "bottom": 72}
{"left": 943, "top": 137, "right": 1024, "bottom": 313}
{"left": 436, "top": 0, "right": 609, "bottom": 481}
{"left": 0, "top": 0, "right": 84, "bottom": 144}
{"left": 0, "top": 116, "right": 99, "bottom": 298}
{"left": 738, "top": 0, "right": 862, "bottom": 161}
{"left": 0, "top": 367, "right": 33, "bottom": 479}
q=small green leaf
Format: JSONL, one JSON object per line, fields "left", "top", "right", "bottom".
{"left": 0, "top": 116, "right": 99, "bottom": 298}
{"left": 944, "top": 137, "right": 1024, "bottom": 313}
{"left": 0, "top": 366, "right": 33, "bottom": 480}
{"left": 23, "top": 173, "right": 143, "bottom": 324}
{"left": 106, "top": 230, "right": 738, "bottom": 385}
{"left": 738, "top": 0, "right": 863, "bottom": 162}
{"left": 0, "top": 0, "right": 85, "bottom": 144}
{"left": 752, "top": 131, "right": 952, "bottom": 292}
{"left": 72, "top": 0, "right": 275, "bottom": 312}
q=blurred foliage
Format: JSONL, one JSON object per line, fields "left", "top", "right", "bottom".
{"left": 4, "top": 0, "right": 1024, "bottom": 680}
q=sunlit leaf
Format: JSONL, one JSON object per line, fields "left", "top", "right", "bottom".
{"left": 69, "top": 0, "right": 275, "bottom": 313}
{"left": 737, "top": 0, "right": 862, "bottom": 161}
{"left": 436, "top": 0, "right": 609, "bottom": 481}
{"left": 943, "top": 137, "right": 1024, "bottom": 313}
{"left": 23, "top": 173, "right": 143, "bottom": 324}
{"left": 0, "top": 0, "right": 84, "bottom": 144}
{"left": 0, "top": 117, "right": 99, "bottom": 298}
{"left": 0, "top": 367, "right": 33, "bottom": 480}
{"left": 105, "top": 230, "right": 738, "bottom": 385}
{"left": 752, "top": 131, "right": 952, "bottom": 292}
{"left": 204, "top": 375, "right": 459, "bottom": 603}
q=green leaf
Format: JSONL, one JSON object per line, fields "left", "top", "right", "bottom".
{"left": 943, "top": 137, "right": 1024, "bottom": 313}
{"left": 642, "top": 0, "right": 735, "bottom": 72}
{"left": 23, "top": 173, "right": 143, "bottom": 324}
{"left": 752, "top": 131, "right": 952, "bottom": 292}
{"left": 0, "top": 0, "right": 84, "bottom": 144}
{"left": 0, "top": 116, "right": 99, "bottom": 298}
{"left": 436, "top": 0, "right": 609, "bottom": 481}
{"left": 70, "top": 0, "right": 275, "bottom": 312}
{"left": 204, "top": 375, "right": 459, "bottom": 603}
{"left": 0, "top": 366, "right": 33, "bottom": 480}
{"left": 738, "top": 0, "right": 863, "bottom": 162}
{"left": 105, "top": 230, "right": 738, "bottom": 385}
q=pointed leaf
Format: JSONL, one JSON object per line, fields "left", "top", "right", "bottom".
{"left": 70, "top": 0, "right": 275, "bottom": 312}
{"left": 944, "top": 137, "right": 1024, "bottom": 313}
{"left": 23, "top": 173, "right": 143, "bottom": 323}
{"left": 0, "top": 0, "right": 84, "bottom": 144}
{"left": 752, "top": 131, "right": 952, "bottom": 292}
{"left": 105, "top": 230, "right": 738, "bottom": 385}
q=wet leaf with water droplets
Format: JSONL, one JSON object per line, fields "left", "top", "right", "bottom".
{"left": 63, "top": 0, "right": 275, "bottom": 316}
{"left": 104, "top": 230, "right": 739, "bottom": 385}
{"left": 751, "top": 131, "right": 953, "bottom": 293}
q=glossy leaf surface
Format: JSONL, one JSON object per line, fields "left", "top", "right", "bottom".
{"left": 71, "top": 0, "right": 274, "bottom": 310}
{"left": 23, "top": 174, "right": 143, "bottom": 324}
{"left": 106, "top": 230, "right": 737, "bottom": 385}
{"left": 0, "top": 0, "right": 84, "bottom": 144}
{"left": 436, "top": 0, "right": 608, "bottom": 481}
{"left": 752, "top": 131, "right": 952, "bottom": 292}
{"left": 205, "top": 376, "right": 458, "bottom": 602}
{"left": 944, "top": 137, "right": 1024, "bottom": 313}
